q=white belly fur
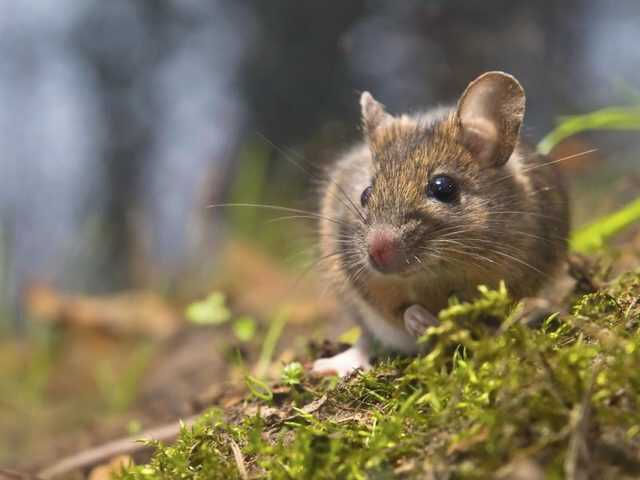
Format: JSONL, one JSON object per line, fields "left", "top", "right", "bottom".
{"left": 355, "top": 296, "right": 418, "bottom": 354}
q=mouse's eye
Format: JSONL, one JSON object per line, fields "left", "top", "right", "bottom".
{"left": 360, "top": 185, "right": 373, "bottom": 207}
{"left": 426, "top": 175, "right": 457, "bottom": 203}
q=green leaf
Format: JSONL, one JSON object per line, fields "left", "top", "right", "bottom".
{"left": 281, "top": 361, "right": 304, "bottom": 386}
{"left": 185, "top": 292, "right": 231, "bottom": 325}
{"left": 233, "top": 315, "right": 257, "bottom": 342}
{"left": 245, "top": 375, "right": 273, "bottom": 402}
{"left": 338, "top": 326, "right": 361, "bottom": 345}
{"left": 127, "top": 419, "right": 142, "bottom": 435}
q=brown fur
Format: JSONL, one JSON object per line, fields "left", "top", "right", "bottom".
{"left": 319, "top": 72, "right": 569, "bottom": 343}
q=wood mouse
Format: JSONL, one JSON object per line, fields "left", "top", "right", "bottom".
{"left": 312, "top": 71, "right": 569, "bottom": 377}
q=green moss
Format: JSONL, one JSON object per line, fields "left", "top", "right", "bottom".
{"left": 120, "top": 271, "right": 640, "bottom": 479}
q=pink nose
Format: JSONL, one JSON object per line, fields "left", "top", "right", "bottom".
{"left": 367, "top": 228, "right": 400, "bottom": 271}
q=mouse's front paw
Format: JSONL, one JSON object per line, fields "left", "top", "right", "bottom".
{"left": 513, "top": 297, "right": 554, "bottom": 328}
{"left": 404, "top": 304, "right": 439, "bottom": 337}
{"left": 311, "top": 346, "right": 372, "bottom": 378}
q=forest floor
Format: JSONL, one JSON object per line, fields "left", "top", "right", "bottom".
{"left": 8, "top": 219, "right": 636, "bottom": 480}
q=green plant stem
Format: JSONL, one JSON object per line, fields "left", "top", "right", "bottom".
{"left": 254, "top": 307, "right": 289, "bottom": 379}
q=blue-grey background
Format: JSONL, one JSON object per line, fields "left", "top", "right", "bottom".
{"left": 1, "top": 0, "right": 639, "bottom": 322}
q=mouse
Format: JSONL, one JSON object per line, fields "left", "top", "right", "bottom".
{"left": 312, "top": 71, "right": 569, "bottom": 377}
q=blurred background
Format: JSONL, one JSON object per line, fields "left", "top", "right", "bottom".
{"left": 2, "top": 0, "right": 640, "bottom": 472}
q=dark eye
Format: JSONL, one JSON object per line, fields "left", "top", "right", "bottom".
{"left": 360, "top": 185, "right": 373, "bottom": 207}
{"left": 426, "top": 175, "right": 458, "bottom": 203}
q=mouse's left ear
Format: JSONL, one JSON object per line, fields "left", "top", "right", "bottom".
{"left": 455, "top": 71, "right": 525, "bottom": 167}
{"left": 360, "top": 91, "right": 392, "bottom": 141}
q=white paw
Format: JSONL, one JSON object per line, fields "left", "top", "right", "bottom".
{"left": 404, "top": 304, "right": 439, "bottom": 337}
{"left": 311, "top": 346, "right": 372, "bottom": 377}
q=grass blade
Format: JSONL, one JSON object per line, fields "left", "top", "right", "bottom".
{"left": 570, "top": 197, "right": 640, "bottom": 252}
{"left": 538, "top": 105, "right": 640, "bottom": 155}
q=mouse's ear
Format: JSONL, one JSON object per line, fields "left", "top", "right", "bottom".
{"left": 455, "top": 71, "right": 525, "bottom": 167}
{"left": 360, "top": 91, "right": 392, "bottom": 139}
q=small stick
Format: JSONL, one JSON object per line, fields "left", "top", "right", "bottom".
{"left": 0, "top": 468, "right": 44, "bottom": 480}
{"left": 564, "top": 366, "right": 598, "bottom": 480}
{"left": 228, "top": 437, "right": 248, "bottom": 480}
{"left": 38, "top": 415, "right": 199, "bottom": 479}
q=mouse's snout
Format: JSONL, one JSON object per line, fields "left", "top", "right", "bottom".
{"left": 367, "top": 226, "right": 404, "bottom": 273}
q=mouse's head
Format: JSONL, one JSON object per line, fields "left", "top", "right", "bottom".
{"left": 353, "top": 71, "right": 526, "bottom": 277}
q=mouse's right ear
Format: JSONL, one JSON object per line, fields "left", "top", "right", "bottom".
{"left": 360, "top": 91, "right": 392, "bottom": 141}
{"left": 455, "top": 72, "right": 525, "bottom": 167}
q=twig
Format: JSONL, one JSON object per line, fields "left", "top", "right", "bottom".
{"left": 564, "top": 366, "right": 598, "bottom": 480}
{"left": 0, "top": 468, "right": 44, "bottom": 480}
{"left": 228, "top": 437, "right": 248, "bottom": 480}
{"left": 537, "top": 352, "right": 571, "bottom": 409}
{"left": 624, "top": 296, "right": 639, "bottom": 321}
{"left": 38, "top": 415, "right": 199, "bottom": 479}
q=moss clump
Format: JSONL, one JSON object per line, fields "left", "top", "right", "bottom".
{"left": 120, "top": 271, "right": 640, "bottom": 479}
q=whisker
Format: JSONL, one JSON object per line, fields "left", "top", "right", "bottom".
{"left": 487, "top": 149, "right": 596, "bottom": 187}
{"left": 257, "top": 132, "right": 367, "bottom": 225}
{"left": 424, "top": 244, "right": 497, "bottom": 271}
{"left": 293, "top": 250, "right": 356, "bottom": 286}
{"left": 489, "top": 210, "right": 563, "bottom": 221}
{"left": 207, "top": 203, "right": 350, "bottom": 227}
{"left": 266, "top": 215, "right": 328, "bottom": 224}
{"left": 490, "top": 249, "right": 547, "bottom": 277}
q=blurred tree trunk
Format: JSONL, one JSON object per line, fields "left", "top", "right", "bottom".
{"left": 73, "top": 1, "right": 173, "bottom": 288}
